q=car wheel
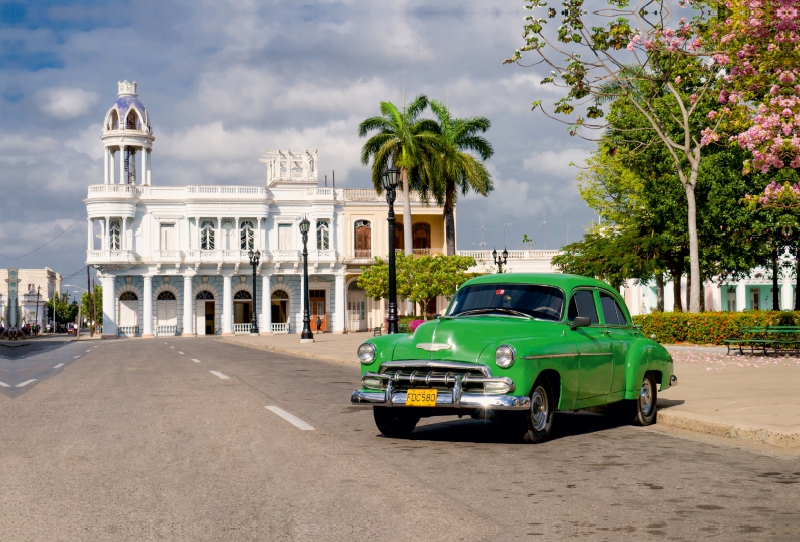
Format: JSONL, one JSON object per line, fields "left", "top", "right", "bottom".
{"left": 522, "top": 376, "right": 555, "bottom": 444}
{"left": 612, "top": 371, "right": 658, "bottom": 426}
{"left": 373, "top": 407, "right": 419, "bottom": 438}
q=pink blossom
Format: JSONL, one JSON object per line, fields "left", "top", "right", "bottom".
{"left": 708, "top": 110, "right": 718, "bottom": 120}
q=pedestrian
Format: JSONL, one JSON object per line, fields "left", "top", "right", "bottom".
{"left": 316, "top": 315, "right": 322, "bottom": 332}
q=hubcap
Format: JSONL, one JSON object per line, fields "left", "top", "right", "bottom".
{"left": 530, "top": 385, "right": 549, "bottom": 431}
{"left": 640, "top": 378, "right": 654, "bottom": 416}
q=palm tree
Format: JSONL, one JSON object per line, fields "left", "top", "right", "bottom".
{"left": 429, "top": 100, "right": 494, "bottom": 255}
{"left": 358, "top": 95, "right": 442, "bottom": 255}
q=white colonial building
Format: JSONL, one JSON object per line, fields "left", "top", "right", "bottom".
{"left": 87, "top": 82, "right": 450, "bottom": 338}
{"left": 0, "top": 268, "right": 60, "bottom": 328}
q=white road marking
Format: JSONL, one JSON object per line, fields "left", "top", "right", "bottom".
{"left": 178, "top": 351, "right": 185, "bottom": 355}
{"left": 0, "top": 382, "right": 9, "bottom": 388}
{"left": 73, "top": 356, "right": 81, "bottom": 359}
{"left": 191, "top": 359, "right": 201, "bottom": 363}
{"left": 170, "top": 346, "right": 174, "bottom": 349}
{"left": 265, "top": 406, "right": 315, "bottom": 431}
{"left": 164, "top": 342, "right": 168, "bottom": 344}
{"left": 17, "top": 379, "right": 36, "bottom": 388}
{"left": 53, "top": 363, "right": 65, "bottom": 369}
{"left": 86, "top": 350, "right": 92, "bottom": 353}
{"left": 209, "top": 371, "right": 229, "bottom": 380}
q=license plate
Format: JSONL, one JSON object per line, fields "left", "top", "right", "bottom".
{"left": 405, "top": 389, "right": 437, "bottom": 407}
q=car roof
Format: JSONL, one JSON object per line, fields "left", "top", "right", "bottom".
{"left": 461, "top": 273, "right": 617, "bottom": 294}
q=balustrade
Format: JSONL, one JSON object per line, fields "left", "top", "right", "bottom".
{"left": 155, "top": 325, "right": 177, "bottom": 336}
{"left": 271, "top": 323, "right": 290, "bottom": 334}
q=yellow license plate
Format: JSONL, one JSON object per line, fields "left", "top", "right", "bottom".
{"left": 406, "top": 389, "right": 437, "bottom": 407}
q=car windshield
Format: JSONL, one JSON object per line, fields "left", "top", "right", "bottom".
{"left": 447, "top": 283, "right": 565, "bottom": 321}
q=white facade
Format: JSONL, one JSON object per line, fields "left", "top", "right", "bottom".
{"left": 86, "top": 82, "right": 448, "bottom": 338}
{"left": 0, "top": 268, "right": 60, "bottom": 328}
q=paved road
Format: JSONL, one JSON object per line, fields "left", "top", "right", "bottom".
{"left": 0, "top": 337, "right": 95, "bottom": 397}
{"left": 1, "top": 338, "right": 798, "bottom": 541}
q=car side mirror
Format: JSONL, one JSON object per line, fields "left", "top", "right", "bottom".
{"left": 570, "top": 316, "right": 591, "bottom": 331}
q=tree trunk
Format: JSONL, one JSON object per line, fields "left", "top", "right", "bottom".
{"left": 444, "top": 181, "right": 456, "bottom": 256}
{"left": 672, "top": 271, "right": 683, "bottom": 312}
{"left": 700, "top": 280, "right": 705, "bottom": 312}
{"left": 656, "top": 272, "right": 664, "bottom": 312}
{"left": 401, "top": 168, "right": 413, "bottom": 256}
{"left": 685, "top": 272, "right": 691, "bottom": 313}
{"left": 685, "top": 183, "right": 701, "bottom": 312}
{"left": 773, "top": 247, "right": 780, "bottom": 310}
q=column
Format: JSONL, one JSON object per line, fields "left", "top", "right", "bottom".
{"left": 735, "top": 281, "right": 746, "bottom": 312}
{"left": 104, "top": 148, "right": 109, "bottom": 184}
{"left": 334, "top": 273, "right": 345, "bottom": 333}
{"left": 119, "top": 145, "right": 125, "bottom": 184}
{"left": 122, "top": 217, "right": 127, "bottom": 250}
{"left": 261, "top": 274, "right": 272, "bottom": 335}
{"left": 222, "top": 274, "right": 233, "bottom": 335}
{"left": 182, "top": 274, "right": 194, "bottom": 336}
{"left": 141, "top": 147, "right": 147, "bottom": 186}
{"left": 146, "top": 149, "right": 152, "bottom": 185}
{"left": 101, "top": 274, "right": 117, "bottom": 338}
{"left": 143, "top": 275, "right": 154, "bottom": 338}
{"left": 87, "top": 218, "right": 93, "bottom": 250}
{"left": 104, "top": 217, "right": 110, "bottom": 250}
{"left": 781, "top": 281, "right": 793, "bottom": 310}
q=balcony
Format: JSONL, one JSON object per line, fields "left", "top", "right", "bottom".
{"left": 272, "top": 250, "right": 300, "bottom": 263}
{"left": 87, "top": 185, "right": 138, "bottom": 199}
{"left": 154, "top": 250, "right": 182, "bottom": 263}
{"left": 86, "top": 250, "right": 137, "bottom": 265}
{"left": 311, "top": 249, "right": 336, "bottom": 263}
{"left": 185, "top": 250, "right": 222, "bottom": 264}
{"left": 185, "top": 186, "right": 268, "bottom": 199}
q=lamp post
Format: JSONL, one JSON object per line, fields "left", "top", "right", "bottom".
{"left": 382, "top": 165, "right": 401, "bottom": 334}
{"left": 299, "top": 217, "right": 314, "bottom": 341}
{"left": 248, "top": 248, "right": 261, "bottom": 334}
{"left": 493, "top": 247, "right": 508, "bottom": 273}
{"left": 34, "top": 286, "right": 40, "bottom": 336}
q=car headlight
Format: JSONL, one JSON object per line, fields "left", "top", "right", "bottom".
{"left": 357, "top": 343, "right": 376, "bottom": 364}
{"left": 495, "top": 345, "right": 516, "bottom": 368}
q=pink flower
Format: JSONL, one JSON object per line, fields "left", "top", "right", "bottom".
{"left": 708, "top": 110, "right": 718, "bottom": 120}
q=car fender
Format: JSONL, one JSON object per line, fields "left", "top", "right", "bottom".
{"left": 622, "top": 339, "right": 674, "bottom": 399}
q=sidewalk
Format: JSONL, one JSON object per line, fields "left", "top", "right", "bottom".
{"left": 221, "top": 334, "right": 800, "bottom": 449}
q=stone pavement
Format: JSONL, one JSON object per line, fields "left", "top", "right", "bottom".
{"left": 220, "top": 333, "right": 800, "bottom": 449}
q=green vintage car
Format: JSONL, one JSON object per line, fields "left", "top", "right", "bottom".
{"left": 351, "top": 273, "right": 676, "bottom": 442}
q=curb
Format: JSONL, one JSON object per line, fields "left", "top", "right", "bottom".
{"left": 657, "top": 409, "right": 800, "bottom": 449}
{"left": 218, "top": 337, "right": 357, "bottom": 367}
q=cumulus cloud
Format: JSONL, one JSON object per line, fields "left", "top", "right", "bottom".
{"left": 37, "top": 88, "right": 99, "bottom": 119}
{"left": 523, "top": 148, "right": 590, "bottom": 178}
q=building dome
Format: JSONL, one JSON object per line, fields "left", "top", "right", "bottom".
{"left": 103, "top": 80, "right": 151, "bottom": 133}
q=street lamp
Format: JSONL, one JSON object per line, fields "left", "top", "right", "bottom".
{"left": 382, "top": 165, "right": 401, "bottom": 334}
{"left": 248, "top": 248, "right": 261, "bottom": 334}
{"left": 299, "top": 217, "right": 314, "bottom": 341}
{"left": 493, "top": 247, "right": 508, "bottom": 273}
{"left": 34, "top": 286, "right": 40, "bottom": 336}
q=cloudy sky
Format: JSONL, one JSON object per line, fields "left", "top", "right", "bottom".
{"left": 0, "top": 0, "right": 595, "bottom": 283}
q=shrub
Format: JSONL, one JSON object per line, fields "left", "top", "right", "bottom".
{"left": 408, "top": 319, "right": 425, "bottom": 332}
{"left": 632, "top": 311, "right": 800, "bottom": 345}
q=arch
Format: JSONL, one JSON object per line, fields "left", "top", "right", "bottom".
{"left": 107, "top": 108, "right": 120, "bottom": 130}
{"left": 125, "top": 109, "right": 142, "bottom": 130}
{"left": 153, "top": 282, "right": 180, "bottom": 301}
{"left": 232, "top": 282, "right": 253, "bottom": 297}
{"left": 200, "top": 219, "right": 215, "bottom": 250}
{"left": 271, "top": 288, "right": 290, "bottom": 324}
{"left": 222, "top": 220, "right": 234, "bottom": 250}
{"left": 119, "top": 292, "right": 138, "bottom": 301}
{"left": 316, "top": 219, "right": 330, "bottom": 250}
{"left": 157, "top": 291, "right": 176, "bottom": 301}
{"left": 354, "top": 219, "right": 371, "bottom": 258}
{"left": 109, "top": 219, "right": 121, "bottom": 250}
{"left": 196, "top": 290, "right": 214, "bottom": 300}
{"left": 234, "top": 290, "right": 251, "bottom": 300}
{"left": 413, "top": 222, "right": 431, "bottom": 250}
{"left": 272, "top": 289, "right": 289, "bottom": 299}
{"left": 191, "top": 281, "right": 220, "bottom": 301}
{"left": 240, "top": 220, "right": 254, "bottom": 250}
{"left": 347, "top": 278, "right": 363, "bottom": 291}
{"left": 115, "top": 282, "right": 143, "bottom": 300}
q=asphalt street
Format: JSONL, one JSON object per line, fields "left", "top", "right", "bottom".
{"left": 1, "top": 337, "right": 798, "bottom": 541}
{"left": 0, "top": 337, "right": 92, "bottom": 398}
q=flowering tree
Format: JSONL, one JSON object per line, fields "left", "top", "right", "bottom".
{"left": 707, "top": 0, "right": 800, "bottom": 173}
{"left": 506, "top": 0, "right": 732, "bottom": 312}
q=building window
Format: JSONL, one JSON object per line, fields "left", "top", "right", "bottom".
{"left": 316, "top": 220, "right": 330, "bottom": 250}
{"left": 201, "top": 220, "right": 215, "bottom": 250}
{"left": 196, "top": 290, "right": 214, "bottom": 300}
{"left": 278, "top": 224, "right": 292, "bottom": 250}
{"left": 354, "top": 220, "right": 371, "bottom": 258}
{"left": 157, "top": 291, "right": 176, "bottom": 301}
{"left": 394, "top": 222, "right": 404, "bottom": 251}
{"left": 119, "top": 292, "right": 138, "bottom": 301}
{"left": 272, "top": 289, "right": 289, "bottom": 324}
{"left": 413, "top": 222, "right": 431, "bottom": 250}
{"left": 233, "top": 290, "right": 252, "bottom": 300}
{"left": 109, "top": 220, "right": 121, "bottom": 250}
{"left": 240, "top": 220, "right": 255, "bottom": 250}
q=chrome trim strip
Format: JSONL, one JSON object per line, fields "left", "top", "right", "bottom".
{"left": 416, "top": 343, "right": 453, "bottom": 351}
{"left": 522, "top": 353, "right": 575, "bottom": 360}
{"left": 351, "top": 390, "right": 532, "bottom": 410}
{"left": 378, "top": 360, "right": 492, "bottom": 378}
{"left": 580, "top": 352, "right": 613, "bottom": 357}
{"left": 364, "top": 371, "right": 514, "bottom": 389}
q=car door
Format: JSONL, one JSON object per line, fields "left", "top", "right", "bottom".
{"left": 598, "top": 290, "right": 634, "bottom": 394}
{"left": 567, "top": 289, "right": 614, "bottom": 400}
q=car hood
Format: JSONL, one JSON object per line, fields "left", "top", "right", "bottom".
{"left": 391, "top": 316, "right": 559, "bottom": 363}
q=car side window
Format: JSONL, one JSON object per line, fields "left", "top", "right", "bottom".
{"left": 567, "top": 290, "right": 599, "bottom": 324}
{"left": 599, "top": 292, "right": 629, "bottom": 326}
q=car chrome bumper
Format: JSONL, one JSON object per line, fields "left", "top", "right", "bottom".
{"left": 350, "top": 387, "right": 531, "bottom": 410}
{"left": 670, "top": 375, "right": 678, "bottom": 387}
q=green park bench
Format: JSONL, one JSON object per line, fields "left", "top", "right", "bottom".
{"left": 724, "top": 325, "right": 800, "bottom": 355}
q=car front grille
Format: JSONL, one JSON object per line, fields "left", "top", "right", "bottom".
{"left": 377, "top": 361, "right": 490, "bottom": 391}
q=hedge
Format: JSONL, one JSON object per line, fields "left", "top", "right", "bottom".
{"left": 633, "top": 311, "right": 800, "bottom": 345}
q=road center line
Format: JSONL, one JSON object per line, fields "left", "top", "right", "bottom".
{"left": 265, "top": 406, "right": 315, "bottom": 431}
{"left": 0, "top": 382, "right": 9, "bottom": 388}
{"left": 86, "top": 350, "right": 92, "bottom": 353}
{"left": 191, "top": 359, "right": 201, "bottom": 363}
{"left": 209, "top": 371, "right": 229, "bottom": 380}
{"left": 170, "top": 346, "right": 174, "bottom": 349}
{"left": 54, "top": 363, "right": 65, "bottom": 368}
{"left": 178, "top": 351, "right": 185, "bottom": 355}
{"left": 73, "top": 356, "right": 81, "bottom": 359}
{"left": 17, "top": 379, "right": 37, "bottom": 388}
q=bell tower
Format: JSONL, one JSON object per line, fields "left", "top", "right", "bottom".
{"left": 101, "top": 81, "right": 155, "bottom": 185}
